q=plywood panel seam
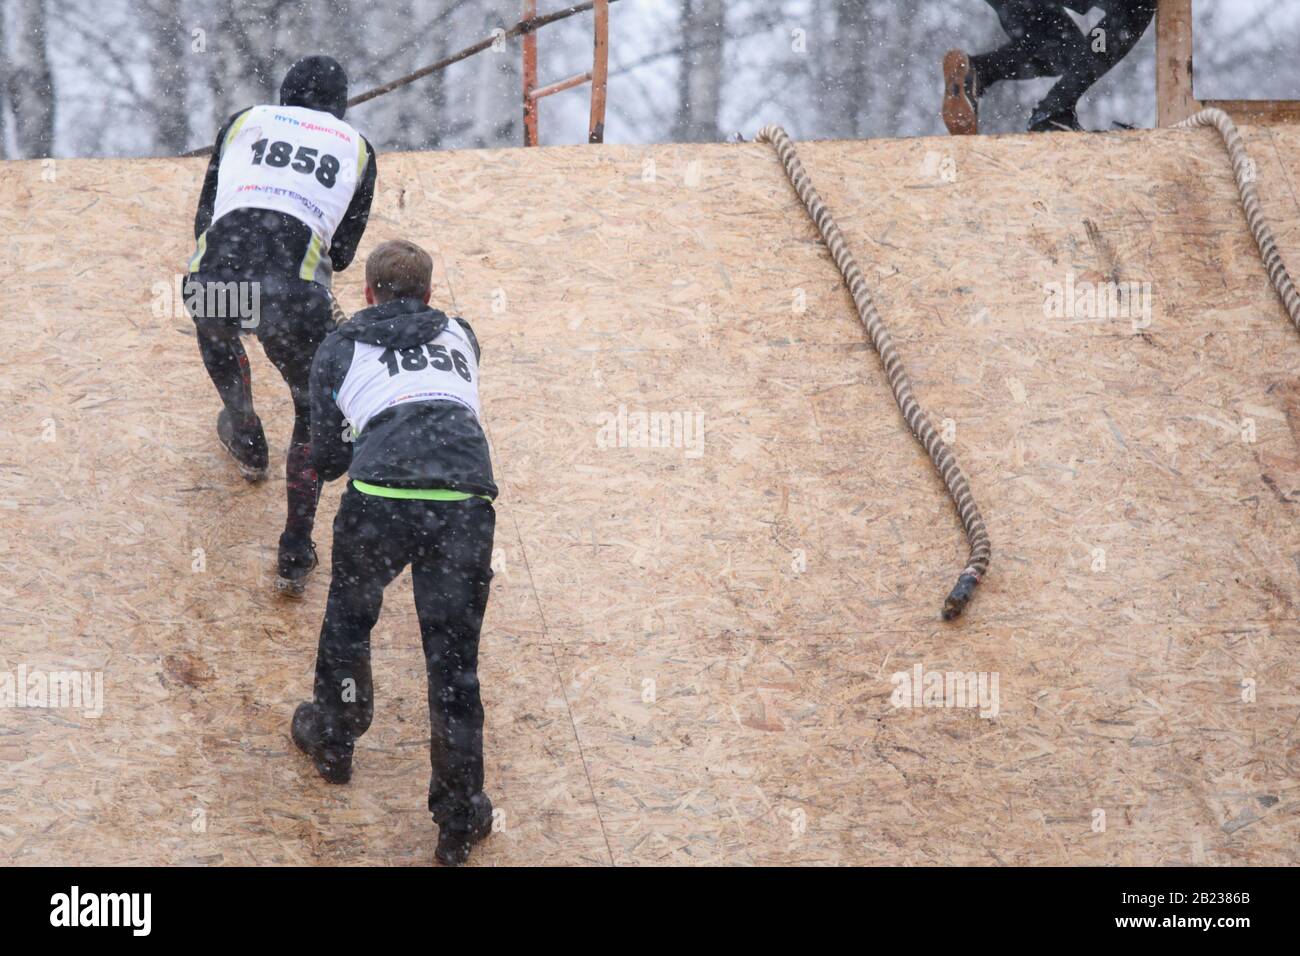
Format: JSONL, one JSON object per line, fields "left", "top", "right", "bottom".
{"left": 507, "top": 507, "right": 617, "bottom": 865}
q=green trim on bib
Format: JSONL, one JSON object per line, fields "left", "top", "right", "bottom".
{"left": 299, "top": 233, "right": 323, "bottom": 282}
{"left": 356, "top": 137, "right": 369, "bottom": 177}
{"left": 188, "top": 232, "right": 208, "bottom": 274}
{"left": 222, "top": 109, "right": 253, "bottom": 155}
{"left": 353, "top": 480, "right": 492, "bottom": 503}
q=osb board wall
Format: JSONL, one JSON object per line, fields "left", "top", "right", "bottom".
{"left": 0, "top": 123, "right": 1296, "bottom": 866}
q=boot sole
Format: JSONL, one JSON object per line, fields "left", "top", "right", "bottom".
{"left": 942, "top": 50, "right": 978, "bottom": 136}
{"left": 274, "top": 574, "right": 310, "bottom": 598}
{"left": 218, "top": 437, "right": 269, "bottom": 483}
{"left": 234, "top": 461, "right": 270, "bottom": 483}
{"left": 1029, "top": 119, "right": 1085, "bottom": 134}
{"left": 274, "top": 555, "right": 317, "bottom": 599}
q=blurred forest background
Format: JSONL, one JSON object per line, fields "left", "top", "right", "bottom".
{"left": 0, "top": 0, "right": 1287, "bottom": 160}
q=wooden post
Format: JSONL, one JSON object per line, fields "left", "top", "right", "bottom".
{"left": 1156, "top": 0, "right": 1199, "bottom": 126}
{"left": 588, "top": 0, "right": 610, "bottom": 143}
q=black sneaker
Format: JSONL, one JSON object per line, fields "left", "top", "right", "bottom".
{"left": 275, "top": 538, "right": 317, "bottom": 598}
{"left": 216, "top": 408, "right": 269, "bottom": 482}
{"left": 1028, "top": 106, "right": 1083, "bottom": 133}
{"left": 434, "top": 795, "right": 494, "bottom": 867}
{"left": 290, "top": 702, "right": 353, "bottom": 784}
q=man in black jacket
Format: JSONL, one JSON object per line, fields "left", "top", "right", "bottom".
{"left": 942, "top": 0, "right": 1156, "bottom": 134}
{"left": 185, "top": 55, "right": 377, "bottom": 595}
{"left": 291, "top": 239, "right": 497, "bottom": 867}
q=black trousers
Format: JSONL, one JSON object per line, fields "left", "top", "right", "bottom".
{"left": 310, "top": 486, "right": 495, "bottom": 822}
{"left": 973, "top": 0, "right": 1156, "bottom": 117}
{"left": 186, "top": 272, "right": 332, "bottom": 548}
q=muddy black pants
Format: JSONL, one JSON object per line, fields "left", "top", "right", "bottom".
{"left": 186, "top": 271, "right": 333, "bottom": 550}
{"left": 310, "top": 486, "right": 495, "bottom": 822}
{"left": 973, "top": 0, "right": 1155, "bottom": 118}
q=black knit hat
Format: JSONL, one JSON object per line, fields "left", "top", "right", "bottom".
{"left": 280, "top": 56, "right": 349, "bottom": 119}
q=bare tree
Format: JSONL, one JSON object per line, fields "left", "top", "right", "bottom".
{"left": 394, "top": 9, "right": 451, "bottom": 151}
{"left": 7, "top": 0, "right": 56, "bottom": 158}
{"left": 673, "top": 0, "right": 725, "bottom": 142}
{"left": 210, "top": 0, "right": 277, "bottom": 127}
{"left": 145, "top": 0, "right": 191, "bottom": 154}
{"left": 814, "top": 0, "right": 866, "bottom": 139}
{"left": 465, "top": 1, "right": 520, "bottom": 147}
{"left": 0, "top": 7, "right": 8, "bottom": 160}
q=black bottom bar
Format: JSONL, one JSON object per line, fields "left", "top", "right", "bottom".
{"left": 0, "top": 866, "right": 1281, "bottom": 942}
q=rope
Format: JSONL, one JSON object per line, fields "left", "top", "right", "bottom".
{"left": 756, "top": 125, "right": 990, "bottom": 620}
{"left": 328, "top": 290, "right": 349, "bottom": 329}
{"left": 1175, "top": 108, "right": 1300, "bottom": 336}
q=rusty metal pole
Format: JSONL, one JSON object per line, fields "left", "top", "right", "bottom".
{"left": 522, "top": 0, "right": 540, "bottom": 146}
{"left": 521, "top": 0, "right": 611, "bottom": 147}
{"left": 588, "top": 0, "right": 610, "bottom": 143}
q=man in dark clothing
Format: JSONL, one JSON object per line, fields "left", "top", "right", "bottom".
{"left": 186, "top": 55, "right": 377, "bottom": 595}
{"left": 943, "top": 0, "right": 1156, "bottom": 134}
{"left": 290, "top": 239, "right": 498, "bottom": 867}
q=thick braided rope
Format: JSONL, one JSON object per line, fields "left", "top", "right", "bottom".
{"left": 1175, "top": 108, "right": 1300, "bottom": 335}
{"left": 756, "top": 125, "right": 990, "bottom": 620}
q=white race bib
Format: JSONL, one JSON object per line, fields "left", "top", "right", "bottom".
{"left": 336, "top": 320, "right": 482, "bottom": 436}
{"left": 211, "top": 105, "right": 365, "bottom": 248}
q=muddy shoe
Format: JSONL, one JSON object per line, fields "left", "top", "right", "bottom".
{"left": 434, "top": 795, "right": 494, "bottom": 867}
{"left": 217, "top": 408, "right": 269, "bottom": 482}
{"left": 275, "top": 538, "right": 317, "bottom": 598}
{"left": 942, "top": 49, "right": 980, "bottom": 135}
{"left": 290, "top": 702, "right": 353, "bottom": 784}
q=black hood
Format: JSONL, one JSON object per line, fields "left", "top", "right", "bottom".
{"left": 340, "top": 298, "right": 449, "bottom": 349}
{"left": 280, "top": 56, "right": 349, "bottom": 119}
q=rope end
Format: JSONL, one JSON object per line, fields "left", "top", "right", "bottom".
{"left": 941, "top": 573, "right": 981, "bottom": 621}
